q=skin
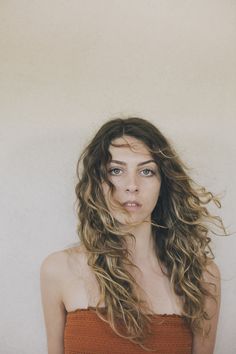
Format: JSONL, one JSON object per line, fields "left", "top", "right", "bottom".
{"left": 40, "top": 135, "right": 221, "bottom": 354}
{"left": 102, "top": 135, "right": 162, "bottom": 268}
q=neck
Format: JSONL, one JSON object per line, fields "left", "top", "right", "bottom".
{"left": 122, "top": 221, "right": 158, "bottom": 268}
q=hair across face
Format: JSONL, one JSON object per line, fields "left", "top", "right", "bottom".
{"left": 74, "top": 116, "right": 226, "bottom": 347}
{"left": 102, "top": 135, "right": 162, "bottom": 227}
{"left": 77, "top": 117, "right": 173, "bottom": 230}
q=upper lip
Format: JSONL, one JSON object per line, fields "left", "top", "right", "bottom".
{"left": 122, "top": 200, "right": 142, "bottom": 206}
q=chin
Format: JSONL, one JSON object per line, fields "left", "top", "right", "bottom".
{"left": 116, "top": 214, "right": 150, "bottom": 227}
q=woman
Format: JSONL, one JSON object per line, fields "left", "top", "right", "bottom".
{"left": 40, "top": 117, "right": 226, "bottom": 354}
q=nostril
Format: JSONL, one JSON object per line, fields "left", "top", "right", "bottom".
{"left": 126, "top": 186, "right": 139, "bottom": 192}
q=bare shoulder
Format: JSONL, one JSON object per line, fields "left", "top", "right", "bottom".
{"left": 40, "top": 243, "right": 87, "bottom": 266}
{"left": 40, "top": 244, "right": 101, "bottom": 314}
{"left": 202, "top": 259, "right": 221, "bottom": 293}
{"left": 39, "top": 247, "right": 79, "bottom": 354}
{"left": 192, "top": 261, "right": 221, "bottom": 354}
{"left": 40, "top": 250, "right": 67, "bottom": 276}
{"left": 204, "top": 259, "right": 221, "bottom": 276}
{"left": 40, "top": 246, "right": 87, "bottom": 283}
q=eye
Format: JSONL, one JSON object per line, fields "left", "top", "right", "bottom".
{"left": 141, "top": 168, "right": 155, "bottom": 176}
{"left": 108, "top": 168, "right": 122, "bottom": 176}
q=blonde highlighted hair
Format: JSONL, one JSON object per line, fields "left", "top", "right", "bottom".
{"left": 72, "top": 117, "right": 227, "bottom": 351}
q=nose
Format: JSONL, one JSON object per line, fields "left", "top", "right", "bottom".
{"left": 125, "top": 174, "right": 139, "bottom": 193}
{"left": 126, "top": 185, "right": 138, "bottom": 192}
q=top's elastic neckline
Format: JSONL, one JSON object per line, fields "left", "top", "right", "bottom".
{"left": 66, "top": 307, "right": 184, "bottom": 318}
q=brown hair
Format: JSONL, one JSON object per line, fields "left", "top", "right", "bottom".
{"left": 73, "top": 116, "right": 227, "bottom": 351}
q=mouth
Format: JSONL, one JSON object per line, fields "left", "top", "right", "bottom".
{"left": 122, "top": 201, "right": 142, "bottom": 211}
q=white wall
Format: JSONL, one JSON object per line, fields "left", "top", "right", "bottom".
{"left": 1, "top": 1, "right": 235, "bottom": 353}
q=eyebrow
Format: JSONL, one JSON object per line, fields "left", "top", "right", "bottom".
{"left": 109, "top": 159, "right": 157, "bottom": 166}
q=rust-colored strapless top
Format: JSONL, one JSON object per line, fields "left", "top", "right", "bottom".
{"left": 64, "top": 307, "right": 193, "bottom": 354}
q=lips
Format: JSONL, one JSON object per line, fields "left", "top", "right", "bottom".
{"left": 122, "top": 200, "right": 142, "bottom": 207}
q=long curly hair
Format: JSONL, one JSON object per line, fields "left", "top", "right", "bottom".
{"left": 73, "top": 116, "right": 227, "bottom": 351}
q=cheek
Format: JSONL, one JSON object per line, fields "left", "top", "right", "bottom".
{"left": 108, "top": 178, "right": 122, "bottom": 190}
{"left": 145, "top": 181, "right": 161, "bottom": 204}
{"left": 101, "top": 182, "right": 118, "bottom": 208}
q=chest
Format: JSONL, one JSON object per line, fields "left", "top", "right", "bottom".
{"left": 62, "top": 261, "right": 183, "bottom": 315}
{"left": 132, "top": 268, "right": 183, "bottom": 314}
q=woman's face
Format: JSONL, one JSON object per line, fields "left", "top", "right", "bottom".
{"left": 102, "top": 135, "right": 161, "bottom": 226}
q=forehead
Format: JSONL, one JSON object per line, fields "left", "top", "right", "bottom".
{"left": 109, "top": 135, "right": 151, "bottom": 157}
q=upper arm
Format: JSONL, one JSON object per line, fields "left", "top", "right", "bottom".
{"left": 40, "top": 251, "right": 67, "bottom": 354}
{"left": 192, "top": 261, "right": 221, "bottom": 354}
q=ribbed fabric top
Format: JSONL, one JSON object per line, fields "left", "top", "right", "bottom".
{"left": 64, "top": 308, "right": 193, "bottom": 354}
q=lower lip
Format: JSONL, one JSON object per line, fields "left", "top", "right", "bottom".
{"left": 123, "top": 204, "right": 141, "bottom": 211}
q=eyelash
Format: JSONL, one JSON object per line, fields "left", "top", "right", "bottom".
{"left": 108, "top": 168, "right": 156, "bottom": 177}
